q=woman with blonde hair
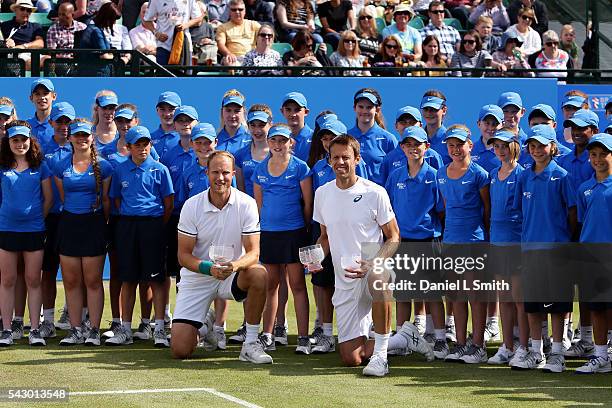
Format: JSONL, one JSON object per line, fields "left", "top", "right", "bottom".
{"left": 355, "top": 7, "right": 381, "bottom": 59}
{"left": 91, "top": 90, "right": 119, "bottom": 158}
{"left": 330, "top": 31, "right": 370, "bottom": 76}
{"left": 504, "top": 7, "right": 541, "bottom": 57}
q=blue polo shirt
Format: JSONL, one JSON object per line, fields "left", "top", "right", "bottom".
{"left": 0, "top": 163, "right": 52, "bottom": 232}
{"left": 109, "top": 156, "right": 174, "bottom": 217}
{"left": 101, "top": 135, "right": 160, "bottom": 161}
{"left": 252, "top": 155, "right": 310, "bottom": 231}
{"left": 217, "top": 125, "right": 251, "bottom": 155}
{"left": 27, "top": 113, "right": 54, "bottom": 149}
{"left": 310, "top": 155, "right": 368, "bottom": 192}
{"left": 385, "top": 162, "right": 443, "bottom": 239}
{"left": 557, "top": 147, "right": 594, "bottom": 192}
{"left": 292, "top": 124, "right": 313, "bottom": 162}
{"left": 489, "top": 165, "right": 523, "bottom": 244}
{"left": 150, "top": 126, "right": 179, "bottom": 159}
{"left": 347, "top": 123, "right": 398, "bottom": 185}
{"left": 379, "top": 146, "right": 444, "bottom": 185}
{"left": 437, "top": 161, "right": 489, "bottom": 243}
{"left": 44, "top": 142, "right": 72, "bottom": 214}
{"left": 471, "top": 137, "right": 500, "bottom": 173}
{"left": 53, "top": 156, "right": 113, "bottom": 214}
{"left": 234, "top": 144, "right": 267, "bottom": 197}
{"left": 160, "top": 140, "right": 197, "bottom": 213}
{"left": 513, "top": 160, "right": 576, "bottom": 244}
{"left": 577, "top": 175, "right": 612, "bottom": 243}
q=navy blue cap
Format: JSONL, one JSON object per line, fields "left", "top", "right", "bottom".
{"left": 498, "top": 92, "right": 523, "bottom": 109}
{"left": 268, "top": 125, "right": 292, "bottom": 139}
{"left": 30, "top": 78, "right": 54, "bottom": 94}
{"left": 191, "top": 123, "right": 217, "bottom": 142}
{"left": 499, "top": 31, "right": 524, "bottom": 50}
{"left": 478, "top": 104, "right": 503, "bottom": 123}
{"left": 355, "top": 91, "right": 380, "bottom": 106}
{"left": 7, "top": 125, "right": 31, "bottom": 138}
{"left": 50, "top": 102, "right": 76, "bottom": 121}
{"left": 563, "top": 109, "right": 599, "bottom": 128}
{"left": 525, "top": 124, "right": 556, "bottom": 145}
{"left": 420, "top": 95, "right": 445, "bottom": 110}
{"left": 222, "top": 95, "right": 245, "bottom": 107}
{"left": 487, "top": 129, "right": 519, "bottom": 145}
{"left": 247, "top": 110, "right": 270, "bottom": 123}
{"left": 126, "top": 126, "right": 152, "bottom": 144}
{"left": 69, "top": 122, "right": 92, "bottom": 135}
{"left": 396, "top": 106, "right": 422, "bottom": 123}
{"left": 562, "top": 95, "right": 587, "bottom": 109}
{"left": 0, "top": 105, "right": 12, "bottom": 116}
{"left": 96, "top": 94, "right": 118, "bottom": 108}
{"left": 316, "top": 113, "right": 337, "bottom": 128}
{"left": 444, "top": 127, "right": 471, "bottom": 142}
{"left": 282, "top": 92, "right": 308, "bottom": 108}
{"left": 319, "top": 119, "right": 347, "bottom": 136}
{"left": 157, "top": 91, "right": 181, "bottom": 107}
{"left": 400, "top": 126, "right": 428, "bottom": 143}
{"left": 529, "top": 104, "right": 556, "bottom": 121}
{"left": 173, "top": 105, "right": 199, "bottom": 121}
{"left": 587, "top": 133, "right": 612, "bottom": 151}
{"left": 115, "top": 107, "right": 136, "bottom": 120}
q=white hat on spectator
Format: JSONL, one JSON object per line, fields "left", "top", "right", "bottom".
{"left": 394, "top": 3, "right": 415, "bottom": 17}
{"left": 10, "top": 0, "right": 37, "bottom": 11}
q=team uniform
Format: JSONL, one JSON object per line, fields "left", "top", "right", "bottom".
{"left": 217, "top": 125, "right": 251, "bottom": 155}
{"left": 151, "top": 127, "right": 179, "bottom": 159}
{"left": 347, "top": 123, "right": 398, "bottom": 185}
{"left": 27, "top": 113, "right": 54, "bottom": 150}
{"left": 426, "top": 126, "right": 449, "bottom": 164}
{"left": 472, "top": 137, "right": 501, "bottom": 173}
{"left": 292, "top": 124, "right": 313, "bottom": 162}
{"left": 234, "top": 143, "right": 266, "bottom": 198}
{"left": 379, "top": 146, "right": 444, "bottom": 185}
{"left": 557, "top": 148, "right": 594, "bottom": 192}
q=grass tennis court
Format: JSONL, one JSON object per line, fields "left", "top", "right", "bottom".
{"left": 3, "top": 283, "right": 612, "bottom": 408}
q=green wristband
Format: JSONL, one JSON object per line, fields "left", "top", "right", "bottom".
{"left": 198, "top": 261, "right": 213, "bottom": 276}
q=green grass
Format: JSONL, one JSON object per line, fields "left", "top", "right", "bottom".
{"left": 3, "top": 283, "right": 612, "bottom": 408}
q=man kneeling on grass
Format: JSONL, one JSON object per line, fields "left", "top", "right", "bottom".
{"left": 171, "top": 150, "right": 271, "bottom": 364}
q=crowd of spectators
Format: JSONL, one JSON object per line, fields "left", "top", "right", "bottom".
{"left": 0, "top": 0, "right": 590, "bottom": 77}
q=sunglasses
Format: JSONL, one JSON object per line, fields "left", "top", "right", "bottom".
{"left": 344, "top": 39, "right": 357, "bottom": 44}
{"left": 359, "top": 15, "right": 373, "bottom": 20}
{"left": 462, "top": 39, "right": 476, "bottom": 45}
{"left": 395, "top": 11, "right": 411, "bottom": 16}
{"left": 230, "top": 8, "right": 244, "bottom": 12}
{"left": 259, "top": 33, "right": 274, "bottom": 39}
{"left": 430, "top": 9, "right": 445, "bottom": 14}
{"left": 19, "top": 7, "right": 33, "bottom": 13}
{"left": 385, "top": 44, "right": 398, "bottom": 49}
{"left": 545, "top": 41, "right": 559, "bottom": 46}
{"left": 520, "top": 15, "right": 532, "bottom": 21}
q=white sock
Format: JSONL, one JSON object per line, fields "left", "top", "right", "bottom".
{"left": 595, "top": 344, "right": 608, "bottom": 358}
{"left": 373, "top": 332, "right": 390, "bottom": 358}
{"left": 82, "top": 308, "right": 89, "bottom": 322}
{"left": 487, "top": 315, "right": 499, "bottom": 325}
{"left": 213, "top": 324, "right": 224, "bottom": 333}
{"left": 434, "top": 329, "right": 445, "bottom": 340}
{"left": 122, "top": 321, "right": 132, "bottom": 334}
{"left": 155, "top": 319, "right": 164, "bottom": 331}
{"left": 446, "top": 315, "right": 455, "bottom": 326}
{"left": 245, "top": 323, "right": 259, "bottom": 344}
{"left": 322, "top": 323, "right": 333, "bottom": 337}
{"left": 552, "top": 341, "right": 562, "bottom": 354}
{"left": 165, "top": 304, "right": 171, "bottom": 318}
{"left": 531, "top": 339, "right": 543, "bottom": 355}
{"left": 581, "top": 325, "right": 593, "bottom": 344}
{"left": 541, "top": 319, "right": 548, "bottom": 338}
{"left": 562, "top": 318, "right": 570, "bottom": 340}
{"left": 43, "top": 308, "right": 54, "bottom": 322}
{"left": 513, "top": 326, "right": 520, "bottom": 338}
{"left": 424, "top": 314, "right": 433, "bottom": 333}
{"left": 198, "top": 325, "right": 208, "bottom": 338}
{"left": 388, "top": 331, "right": 408, "bottom": 350}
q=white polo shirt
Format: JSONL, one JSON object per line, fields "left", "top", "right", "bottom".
{"left": 144, "top": 0, "right": 202, "bottom": 51}
{"left": 313, "top": 177, "right": 395, "bottom": 290}
{"left": 177, "top": 187, "right": 260, "bottom": 279}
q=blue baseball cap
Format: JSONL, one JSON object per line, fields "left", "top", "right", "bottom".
{"left": 96, "top": 94, "right": 118, "bottom": 108}
{"left": 50, "top": 102, "right": 76, "bottom": 121}
{"left": 115, "top": 107, "right": 136, "bottom": 120}
{"left": 396, "top": 106, "right": 422, "bottom": 123}
{"left": 478, "top": 104, "right": 504, "bottom": 123}
{"left": 282, "top": 92, "right": 308, "bottom": 108}
{"left": 443, "top": 127, "right": 471, "bottom": 142}
{"left": 126, "top": 126, "right": 151, "bottom": 144}
{"left": 0, "top": 105, "right": 12, "bottom": 116}
{"left": 7, "top": 125, "right": 31, "bottom": 138}
{"left": 529, "top": 104, "right": 556, "bottom": 121}
{"left": 499, "top": 31, "right": 524, "bottom": 50}
{"left": 268, "top": 125, "right": 292, "bottom": 139}
{"left": 30, "top": 78, "right": 54, "bottom": 94}
{"left": 420, "top": 95, "right": 445, "bottom": 110}
{"left": 222, "top": 95, "right": 245, "bottom": 107}
{"left": 400, "top": 126, "right": 428, "bottom": 144}
{"left": 69, "top": 122, "right": 93, "bottom": 135}
{"left": 247, "top": 110, "right": 270, "bottom": 124}
{"left": 562, "top": 95, "right": 587, "bottom": 109}
{"left": 498, "top": 92, "right": 523, "bottom": 109}
{"left": 606, "top": 122, "right": 612, "bottom": 133}
{"left": 173, "top": 105, "right": 199, "bottom": 121}
{"left": 525, "top": 124, "right": 556, "bottom": 145}
{"left": 191, "top": 122, "right": 216, "bottom": 142}
{"left": 355, "top": 91, "right": 380, "bottom": 106}
{"left": 487, "top": 129, "right": 519, "bottom": 145}
{"left": 563, "top": 109, "right": 599, "bottom": 128}
{"left": 157, "top": 91, "right": 181, "bottom": 107}
{"left": 586, "top": 133, "right": 612, "bottom": 151}
{"left": 316, "top": 113, "right": 337, "bottom": 128}
{"left": 319, "top": 119, "right": 347, "bottom": 136}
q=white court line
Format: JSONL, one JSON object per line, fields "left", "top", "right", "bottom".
{"left": 70, "top": 387, "right": 262, "bottom": 408}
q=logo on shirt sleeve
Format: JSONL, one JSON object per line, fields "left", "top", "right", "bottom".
{"left": 353, "top": 195, "right": 363, "bottom": 202}
{"left": 550, "top": 177, "right": 560, "bottom": 181}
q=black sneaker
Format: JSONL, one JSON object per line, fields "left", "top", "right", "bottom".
{"left": 258, "top": 333, "right": 275, "bottom": 352}
{"left": 228, "top": 325, "right": 246, "bottom": 344}
{"left": 274, "top": 325, "right": 288, "bottom": 346}
{"left": 295, "top": 336, "right": 311, "bottom": 355}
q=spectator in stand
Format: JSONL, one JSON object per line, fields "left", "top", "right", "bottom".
{"left": 504, "top": 7, "right": 541, "bottom": 57}
{"left": 381, "top": 3, "right": 422, "bottom": 62}
{"left": 491, "top": 30, "right": 534, "bottom": 77}
{"left": 450, "top": 30, "right": 502, "bottom": 77}
{"left": 412, "top": 0, "right": 433, "bottom": 19}
{"left": 444, "top": 0, "right": 477, "bottom": 30}
{"left": 46, "top": 2, "right": 87, "bottom": 59}
{"left": 413, "top": 34, "right": 447, "bottom": 76}
{"left": 534, "top": 30, "right": 569, "bottom": 78}
{"left": 216, "top": 0, "right": 260, "bottom": 65}
{"left": 371, "top": 34, "right": 410, "bottom": 76}
{"left": 330, "top": 30, "right": 370, "bottom": 76}
{"left": 475, "top": 15, "right": 501, "bottom": 54}
{"left": 190, "top": 1, "right": 218, "bottom": 64}
{"left": 242, "top": 23, "right": 282, "bottom": 75}
{"left": 118, "top": 0, "right": 147, "bottom": 29}
{"left": 317, "top": 0, "right": 356, "bottom": 50}
{"left": 143, "top": 0, "right": 203, "bottom": 65}
{"left": 97, "top": 2, "right": 132, "bottom": 65}
{"left": 354, "top": 7, "right": 381, "bottom": 60}
{"left": 275, "top": 0, "right": 322, "bottom": 43}
{"left": 507, "top": 0, "right": 547, "bottom": 36}
{"left": 468, "top": 0, "right": 510, "bottom": 34}
{"left": 381, "top": 0, "right": 398, "bottom": 26}
{"left": 559, "top": 24, "right": 578, "bottom": 68}
{"left": 0, "top": 0, "right": 44, "bottom": 69}
{"left": 129, "top": 2, "right": 157, "bottom": 62}
{"left": 282, "top": 30, "right": 329, "bottom": 76}
{"left": 244, "top": 0, "right": 274, "bottom": 25}
{"left": 420, "top": 1, "right": 461, "bottom": 59}
{"left": 207, "top": 0, "right": 230, "bottom": 28}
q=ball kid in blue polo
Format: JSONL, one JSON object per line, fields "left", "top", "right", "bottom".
{"left": 420, "top": 90, "right": 449, "bottom": 164}
{"left": 92, "top": 92, "right": 119, "bottom": 158}
{"left": 497, "top": 92, "right": 528, "bottom": 145}
{"left": 527, "top": 104, "right": 571, "bottom": 157}
{"left": 280, "top": 92, "right": 312, "bottom": 162}
{"left": 26, "top": 78, "right": 56, "bottom": 149}
{"left": 558, "top": 109, "right": 599, "bottom": 192}
{"left": 107, "top": 104, "right": 160, "bottom": 166}
{"left": 216, "top": 90, "right": 251, "bottom": 155}
{"left": 151, "top": 91, "right": 181, "bottom": 158}
{"left": 471, "top": 105, "right": 504, "bottom": 173}
{"left": 235, "top": 106, "right": 272, "bottom": 197}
